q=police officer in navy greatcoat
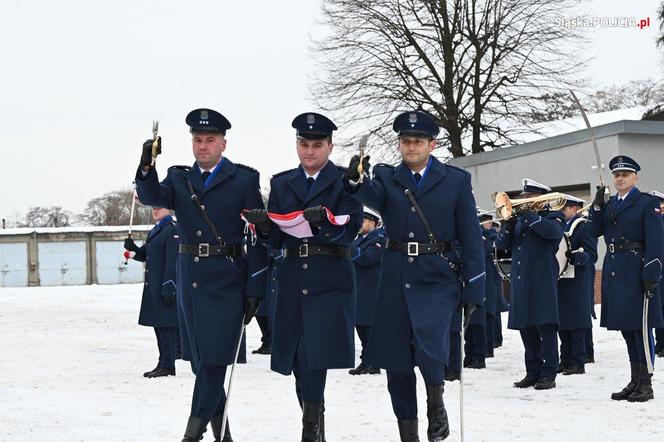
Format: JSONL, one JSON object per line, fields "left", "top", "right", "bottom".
{"left": 589, "top": 156, "right": 664, "bottom": 402}
{"left": 135, "top": 108, "right": 267, "bottom": 441}
{"left": 243, "top": 112, "right": 362, "bottom": 442}
{"left": 344, "top": 110, "right": 485, "bottom": 442}
{"left": 557, "top": 196, "right": 598, "bottom": 375}
{"left": 349, "top": 207, "right": 386, "bottom": 376}
{"left": 496, "top": 179, "right": 565, "bottom": 390}
{"left": 124, "top": 206, "right": 180, "bottom": 378}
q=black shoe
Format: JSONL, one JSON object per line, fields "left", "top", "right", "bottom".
{"left": 513, "top": 376, "right": 537, "bottom": 388}
{"left": 563, "top": 364, "right": 585, "bottom": 375}
{"left": 181, "top": 416, "right": 207, "bottom": 442}
{"left": 366, "top": 366, "right": 381, "bottom": 375}
{"left": 210, "top": 415, "right": 233, "bottom": 441}
{"left": 349, "top": 362, "right": 368, "bottom": 375}
{"left": 425, "top": 384, "right": 450, "bottom": 441}
{"left": 585, "top": 355, "right": 595, "bottom": 364}
{"left": 611, "top": 362, "right": 640, "bottom": 401}
{"left": 485, "top": 352, "right": 494, "bottom": 358}
{"left": 143, "top": 366, "right": 159, "bottom": 377}
{"left": 444, "top": 371, "right": 460, "bottom": 382}
{"left": 534, "top": 377, "right": 556, "bottom": 390}
{"left": 493, "top": 341, "right": 503, "bottom": 348}
{"left": 462, "top": 356, "right": 472, "bottom": 368}
{"left": 319, "top": 401, "right": 326, "bottom": 442}
{"left": 627, "top": 364, "right": 654, "bottom": 402}
{"left": 252, "top": 343, "right": 271, "bottom": 355}
{"left": 557, "top": 364, "right": 567, "bottom": 374}
{"left": 301, "top": 401, "right": 323, "bottom": 442}
{"left": 145, "top": 367, "right": 175, "bottom": 378}
{"left": 657, "top": 348, "right": 664, "bottom": 358}
{"left": 175, "top": 351, "right": 183, "bottom": 360}
{"left": 467, "top": 359, "right": 485, "bottom": 369}
{"left": 397, "top": 419, "right": 420, "bottom": 442}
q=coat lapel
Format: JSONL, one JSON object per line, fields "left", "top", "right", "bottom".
{"left": 202, "top": 158, "right": 236, "bottom": 196}
{"left": 415, "top": 157, "right": 446, "bottom": 197}
{"left": 186, "top": 163, "right": 205, "bottom": 195}
{"left": 394, "top": 162, "right": 415, "bottom": 192}
{"left": 305, "top": 161, "right": 338, "bottom": 204}
{"left": 287, "top": 167, "right": 309, "bottom": 203}
{"left": 614, "top": 187, "right": 639, "bottom": 217}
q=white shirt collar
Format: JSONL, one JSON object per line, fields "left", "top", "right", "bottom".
{"left": 198, "top": 160, "right": 222, "bottom": 175}
{"left": 305, "top": 170, "right": 321, "bottom": 180}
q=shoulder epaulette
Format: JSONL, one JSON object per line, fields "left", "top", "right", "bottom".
{"left": 168, "top": 165, "right": 191, "bottom": 172}
{"left": 236, "top": 163, "right": 259, "bottom": 174}
{"left": 375, "top": 163, "right": 396, "bottom": 169}
{"left": 445, "top": 163, "right": 470, "bottom": 176}
{"left": 271, "top": 168, "right": 297, "bottom": 180}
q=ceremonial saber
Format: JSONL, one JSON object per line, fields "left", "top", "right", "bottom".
{"left": 151, "top": 120, "right": 160, "bottom": 166}
{"left": 221, "top": 315, "right": 246, "bottom": 437}
{"left": 357, "top": 135, "right": 369, "bottom": 184}
{"left": 124, "top": 183, "right": 138, "bottom": 266}
{"left": 459, "top": 326, "right": 465, "bottom": 442}
{"left": 643, "top": 292, "right": 655, "bottom": 374}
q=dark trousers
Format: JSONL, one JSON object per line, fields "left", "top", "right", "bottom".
{"left": 464, "top": 324, "right": 487, "bottom": 361}
{"left": 256, "top": 315, "right": 271, "bottom": 345}
{"left": 622, "top": 329, "right": 655, "bottom": 364}
{"left": 191, "top": 364, "right": 227, "bottom": 422}
{"left": 519, "top": 324, "right": 559, "bottom": 379}
{"left": 294, "top": 335, "right": 327, "bottom": 404}
{"left": 495, "top": 313, "right": 504, "bottom": 346}
{"left": 559, "top": 329, "right": 586, "bottom": 367}
{"left": 356, "top": 325, "right": 371, "bottom": 362}
{"left": 447, "top": 331, "right": 461, "bottom": 373}
{"left": 486, "top": 315, "right": 495, "bottom": 356}
{"left": 387, "top": 345, "right": 446, "bottom": 420}
{"left": 154, "top": 327, "right": 177, "bottom": 370}
{"left": 585, "top": 328, "right": 594, "bottom": 359}
{"left": 655, "top": 327, "right": 664, "bottom": 351}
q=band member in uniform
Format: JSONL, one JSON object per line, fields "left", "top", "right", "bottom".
{"left": 589, "top": 156, "right": 664, "bottom": 402}
{"left": 557, "top": 196, "right": 598, "bottom": 375}
{"left": 349, "top": 207, "right": 386, "bottom": 375}
{"left": 344, "top": 110, "right": 485, "bottom": 442}
{"left": 135, "top": 108, "right": 267, "bottom": 441}
{"left": 651, "top": 190, "right": 664, "bottom": 358}
{"left": 492, "top": 219, "right": 509, "bottom": 350}
{"left": 496, "top": 179, "right": 565, "bottom": 390}
{"left": 243, "top": 112, "right": 363, "bottom": 442}
{"left": 124, "top": 207, "right": 180, "bottom": 378}
{"left": 478, "top": 211, "right": 499, "bottom": 360}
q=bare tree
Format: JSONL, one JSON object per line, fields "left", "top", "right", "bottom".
{"left": 79, "top": 189, "right": 151, "bottom": 226}
{"left": 658, "top": 2, "right": 664, "bottom": 48}
{"left": 19, "top": 206, "right": 72, "bottom": 228}
{"left": 313, "top": 0, "right": 587, "bottom": 160}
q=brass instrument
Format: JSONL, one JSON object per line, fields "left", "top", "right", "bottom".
{"left": 151, "top": 120, "right": 160, "bottom": 166}
{"left": 357, "top": 134, "right": 369, "bottom": 184}
{"left": 493, "top": 191, "right": 567, "bottom": 220}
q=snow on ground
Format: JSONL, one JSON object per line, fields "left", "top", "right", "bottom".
{"left": 1, "top": 284, "right": 663, "bottom": 441}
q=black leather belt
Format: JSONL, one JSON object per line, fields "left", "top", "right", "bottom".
{"left": 608, "top": 241, "right": 644, "bottom": 253}
{"left": 284, "top": 244, "right": 351, "bottom": 258}
{"left": 387, "top": 239, "right": 453, "bottom": 256}
{"left": 179, "top": 243, "right": 242, "bottom": 258}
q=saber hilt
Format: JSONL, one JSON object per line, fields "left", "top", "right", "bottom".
{"left": 151, "top": 120, "right": 160, "bottom": 167}
{"left": 357, "top": 135, "right": 369, "bottom": 184}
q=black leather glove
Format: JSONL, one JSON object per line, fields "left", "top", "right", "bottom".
{"left": 594, "top": 186, "right": 607, "bottom": 210}
{"left": 244, "top": 297, "right": 261, "bottom": 325}
{"left": 643, "top": 280, "right": 658, "bottom": 296}
{"left": 244, "top": 209, "right": 272, "bottom": 235}
{"left": 124, "top": 237, "right": 139, "bottom": 252}
{"left": 161, "top": 292, "right": 176, "bottom": 306}
{"left": 504, "top": 217, "right": 517, "bottom": 232}
{"left": 303, "top": 206, "right": 327, "bottom": 229}
{"left": 345, "top": 155, "right": 371, "bottom": 182}
{"left": 140, "top": 138, "right": 161, "bottom": 169}
{"left": 458, "top": 302, "right": 477, "bottom": 329}
{"left": 565, "top": 250, "right": 573, "bottom": 260}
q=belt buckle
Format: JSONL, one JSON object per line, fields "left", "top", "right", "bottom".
{"left": 299, "top": 243, "right": 309, "bottom": 258}
{"left": 609, "top": 243, "right": 615, "bottom": 253}
{"left": 198, "top": 243, "right": 210, "bottom": 258}
{"left": 407, "top": 242, "right": 419, "bottom": 256}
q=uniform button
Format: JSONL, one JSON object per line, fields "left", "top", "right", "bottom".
{"left": 271, "top": 289, "right": 275, "bottom": 293}
{"left": 194, "top": 257, "right": 199, "bottom": 263}
{"left": 192, "top": 282, "right": 198, "bottom": 288}
{"left": 408, "top": 257, "right": 414, "bottom": 263}
{"left": 517, "top": 246, "right": 522, "bottom": 251}
{"left": 145, "top": 269, "right": 148, "bottom": 273}
{"left": 145, "top": 282, "right": 149, "bottom": 286}
{"left": 517, "top": 261, "right": 521, "bottom": 265}
{"left": 405, "top": 283, "right": 411, "bottom": 289}
{"left": 517, "top": 276, "right": 521, "bottom": 280}
{"left": 325, "top": 233, "right": 330, "bottom": 237}
{"left": 611, "top": 272, "right": 615, "bottom": 276}
{"left": 302, "top": 263, "right": 308, "bottom": 269}
{"left": 522, "top": 234, "right": 526, "bottom": 238}
{"left": 411, "top": 207, "right": 416, "bottom": 212}
{"left": 408, "top": 232, "right": 415, "bottom": 238}
{"left": 303, "top": 238, "right": 308, "bottom": 243}
{"left": 196, "top": 230, "right": 202, "bottom": 237}
{"left": 302, "top": 289, "right": 308, "bottom": 295}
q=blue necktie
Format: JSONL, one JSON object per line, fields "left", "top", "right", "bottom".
{"left": 307, "top": 177, "right": 315, "bottom": 191}
{"left": 617, "top": 198, "right": 623, "bottom": 209}
{"left": 414, "top": 172, "right": 422, "bottom": 185}
{"left": 202, "top": 171, "right": 211, "bottom": 183}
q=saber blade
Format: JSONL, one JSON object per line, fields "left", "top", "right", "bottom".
{"left": 569, "top": 91, "right": 605, "bottom": 188}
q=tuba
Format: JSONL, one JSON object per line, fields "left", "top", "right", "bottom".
{"left": 492, "top": 192, "right": 567, "bottom": 221}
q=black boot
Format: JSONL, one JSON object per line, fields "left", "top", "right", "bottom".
{"left": 348, "top": 362, "right": 368, "bottom": 375}
{"left": 210, "top": 415, "right": 233, "bottom": 441}
{"left": 534, "top": 376, "right": 556, "bottom": 390}
{"left": 143, "top": 366, "right": 159, "bottom": 377}
{"left": 627, "top": 364, "right": 654, "bottom": 402}
{"left": 425, "top": 384, "right": 450, "bottom": 441}
{"left": 397, "top": 419, "right": 420, "bottom": 442}
{"left": 145, "top": 367, "right": 175, "bottom": 378}
{"left": 181, "top": 416, "right": 207, "bottom": 442}
{"left": 252, "top": 343, "right": 271, "bottom": 354}
{"left": 301, "top": 401, "right": 323, "bottom": 442}
{"left": 319, "top": 401, "right": 326, "bottom": 442}
{"left": 467, "top": 359, "right": 485, "bottom": 369}
{"left": 444, "top": 371, "right": 460, "bottom": 382}
{"left": 562, "top": 364, "right": 585, "bottom": 375}
{"left": 513, "top": 376, "right": 537, "bottom": 388}
{"left": 611, "top": 362, "right": 640, "bottom": 400}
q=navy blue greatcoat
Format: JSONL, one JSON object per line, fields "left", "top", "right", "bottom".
{"left": 352, "top": 227, "right": 386, "bottom": 326}
{"left": 496, "top": 210, "right": 565, "bottom": 330}
{"left": 481, "top": 228, "right": 499, "bottom": 319}
{"left": 588, "top": 187, "right": 664, "bottom": 330}
{"left": 135, "top": 158, "right": 267, "bottom": 366}
{"left": 265, "top": 161, "right": 363, "bottom": 375}
{"left": 349, "top": 157, "right": 486, "bottom": 373}
{"left": 132, "top": 215, "right": 179, "bottom": 328}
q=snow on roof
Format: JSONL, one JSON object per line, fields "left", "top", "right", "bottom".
{"left": 0, "top": 225, "right": 153, "bottom": 236}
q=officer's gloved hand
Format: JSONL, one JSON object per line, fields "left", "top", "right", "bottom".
{"left": 593, "top": 186, "right": 608, "bottom": 210}
{"left": 458, "top": 302, "right": 477, "bottom": 329}
{"left": 504, "top": 216, "right": 517, "bottom": 232}
{"left": 140, "top": 138, "right": 161, "bottom": 169}
{"left": 124, "top": 237, "right": 139, "bottom": 252}
{"left": 244, "top": 209, "right": 272, "bottom": 235}
{"left": 161, "top": 292, "right": 176, "bottom": 306}
{"left": 244, "top": 297, "right": 261, "bottom": 325}
{"left": 303, "top": 206, "right": 327, "bottom": 229}
{"left": 345, "top": 155, "right": 371, "bottom": 182}
{"left": 643, "top": 280, "right": 658, "bottom": 296}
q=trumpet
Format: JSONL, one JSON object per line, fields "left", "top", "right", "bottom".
{"left": 492, "top": 191, "right": 567, "bottom": 220}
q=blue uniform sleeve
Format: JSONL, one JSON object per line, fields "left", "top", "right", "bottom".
{"left": 571, "top": 221, "right": 598, "bottom": 267}
{"left": 345, "top": 172, "right": 387, "bottom": 214}
{"left": 587, "top": 205, "right": 605, "bottom": 238}
{"left": 132, "top": 243, "right": 147, "bottom": 262}
{"left": 314, "top": 186, "right": 363, "bottom": 245}
{"left": 263, "top": 186, "right": 285, "bottom": 249}
{"left": 642, "top": 197, "right": 664, "bottom": 284}
{"left": 457, "top": 174, "right": 486, "bottom": 306}
{"left": 244, "top": 173, "right": 269, "bottom": 299}
{"left": 135, "top": 166, "right": 175, "bottom": 209}
{"left": 521, "top": 211, "right": 564, "bottom": 240}
{"left": 159, "top": 228, "right": 179, "bottom": 298}
{"left": 352, "top": 235, "right": 386, "bottom": 267}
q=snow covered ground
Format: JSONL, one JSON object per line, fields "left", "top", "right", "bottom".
{"left": 1, "top": 284, "right": 663, "bottom": 442}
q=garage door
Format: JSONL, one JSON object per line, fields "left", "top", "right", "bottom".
{"left": 0, "top": 242, "right": 29, "bottom": 287}
{"left": 96, "top": 240, "right": 144, "bottom": 284}
{"left": 38, "top": 241, "right": 87, "bottom": 286}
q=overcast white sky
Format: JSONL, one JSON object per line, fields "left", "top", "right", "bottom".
{"left": 0, "top": 0, "right": 662, "bottom": 221}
